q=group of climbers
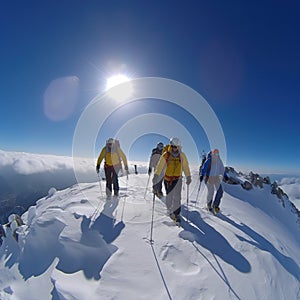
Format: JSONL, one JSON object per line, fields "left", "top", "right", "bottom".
{"left": 149, "top": 138, "right": 226, "bottom": 223}
{"left": 95, "top": 137, "right": 227, "bottom": 224}
{"left": 0, "top": 138, "right": 227, "bottom": 247}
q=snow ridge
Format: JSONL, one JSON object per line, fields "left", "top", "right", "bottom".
{"left": 0, "top": 159, "right": 299, "bottom": 299}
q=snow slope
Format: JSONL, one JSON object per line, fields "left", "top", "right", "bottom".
{"left": 0, "top": 166, "right": 299, "bottom": 300}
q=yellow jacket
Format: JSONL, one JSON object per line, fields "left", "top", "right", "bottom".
{"left": 97, "top": 146, "right": 128, "bottom": 168}
{"left": 154, "top": 147, "right": 190, "bottom": 180}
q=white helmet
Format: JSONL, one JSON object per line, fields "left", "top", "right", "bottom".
{"left": 170, "top": 137, "right": 181, "bottom": 147}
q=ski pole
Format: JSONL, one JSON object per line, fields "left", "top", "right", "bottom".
{"left": 144, "top": 174, "right": 151, "bottom": 199}
{"left": 150, "top": 192, "right": 155, "bottom": 244}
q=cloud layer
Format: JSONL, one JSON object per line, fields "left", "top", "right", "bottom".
{"left": 280, "top": 177, "right": 300, "bottom": 209}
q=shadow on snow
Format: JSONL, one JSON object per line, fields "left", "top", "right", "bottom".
{"left": 219, "top": 213, "right": 300, "bottom": 281}
{"left": 180, "top": 208, "right": 251, "bottom": 274}
{"left": 1, "top": 196, "right": 125, "bottom": 284}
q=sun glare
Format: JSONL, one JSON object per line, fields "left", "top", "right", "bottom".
{"left": 105, "top": 74, "right": 133, "bottom": 101}
{"left": 106, "top": 74, "right": 129, "bottom": 90}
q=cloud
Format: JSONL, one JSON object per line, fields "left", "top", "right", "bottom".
{"left": 0, "top": 150, "right": 150, "bottom": 223}
{"left": 0, "top": 150, "right": 94, "bottom": 223}
{"left": 0, "top": 150, "right": 74, "bottom": 175}
{"left": 0, "top": 150, "right": 14, "bottom": 167}
{"left": 279, "top": 177, "right": 300, "bottom": 210}
{"left": 280, "top": 177, "right": 300, "bottom": 185}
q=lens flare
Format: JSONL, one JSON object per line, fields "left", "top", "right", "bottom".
{"left": 106, "top": 74, "right": 133, "bottom": 101}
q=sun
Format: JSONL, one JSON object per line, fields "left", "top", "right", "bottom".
{"left": 106, "top": 74, "right": 130, "bottom": 90}
{"left": 105, "top": 74, "right": 133, "bottom": 101}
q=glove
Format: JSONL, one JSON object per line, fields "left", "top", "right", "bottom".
{"left": 96, "top": 165, "right": 100, "bottom": 174}
{"left": 148, "top": 167, "right": 152, "bottom": 176}
{"left": 152, "top": 174, "right": 159, "bottom": 186}
{"left": 200, "top": 175, "right": 204, "bottom": 182}
{"left": 186, "top": 176, "right": 191, "bottom": 185}
{"left": 224, "top": 174, "right": 229, "bottom": 182}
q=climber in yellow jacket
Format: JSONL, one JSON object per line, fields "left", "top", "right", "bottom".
{"left": 96, "top": 138, "right": 128, "bottom": 197}
{"left": 153, "top": 137, "right": 191, "bottom": 223}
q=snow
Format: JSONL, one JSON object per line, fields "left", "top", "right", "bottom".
{"left": 0, "top": 150, "right": 300, "bottom": 300}
{"left": 279, "top": 177, "right": 300, "bottom": 210}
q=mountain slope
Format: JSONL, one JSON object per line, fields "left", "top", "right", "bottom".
{"left": 0, "top": 172, "right": 299, "bottom": 300}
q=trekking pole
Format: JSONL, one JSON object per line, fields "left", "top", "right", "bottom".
{"left": 195, "top": 181, "right": 202, "bottom": 207}
{"left": 144, "top": 175, "right": 151, "bottom": 199}
{"left": 120, "top": 170, "right": 129, "bottom": 221}
{"left": 187, "top": 184, "right": 190, "bottom": 222}
{"left": 125, "top": 169, "right": 129, "bottom": 189}
{"left": 150, "top": 192, "right": 155, "bottom": 244}
{"left": 90, "top": 173, "right": 104, "bottom": 226}
{"left": 97, "top": 173, "right": 104, "bottom": 199}
{"left": 120, "top": 193, "right": 126, "bottom": 221}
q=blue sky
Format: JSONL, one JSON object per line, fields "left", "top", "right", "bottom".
{"left": 1, "top": 1, "right": 299, "bottom": 173}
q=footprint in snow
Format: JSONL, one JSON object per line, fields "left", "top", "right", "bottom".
{"left": 159, "top": 244, "right": 200, "bottom": 275}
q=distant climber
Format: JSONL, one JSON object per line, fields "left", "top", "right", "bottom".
{"left": 148, "top": 142, "right": 164, "bottom": 198}
{"left": 200, "top": 149, "right": 228, "bottom": 214}
{"left": 96, "top": 138, "right": 128, "bottom": 197}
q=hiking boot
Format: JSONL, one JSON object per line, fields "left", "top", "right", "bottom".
{"left": 206, "top": 203, "right": 212, "bottom": 211}
{"left": 153, "top": 190, "right": 163, "bottom": 198}
{"left": 156, "top": 191, "right": 163, "bottom": 198}
{"left": 175, "top": 214, "right": 181, "bottom": 223}
{"left": 169, "top": 212, "right": 175, "bottom": 218}
{"left": 213, "top": 207, "right": 220, "bottom": 214}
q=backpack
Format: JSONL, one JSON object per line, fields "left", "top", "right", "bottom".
{"left": 199, "top": 151, "right": 207, "bottom": 174}
{"left": 114, "top": 139, "right": 120, "bottom": 149}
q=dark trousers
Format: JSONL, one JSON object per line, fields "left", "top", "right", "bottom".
{"left": 153, "top": 179, "right": 163, "bottom": 193}
{"left": 105, "top": 165, "right": 120, "bottom": 195}
{"left": 214, "top": 185, "right": 223, "bottom": 207}
{"left": 164, "top": 178, "right": 182, "bottom": 216}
